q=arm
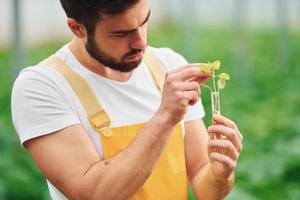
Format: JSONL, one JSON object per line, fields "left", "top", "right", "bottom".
{"left": 184, "top": 116, "right": 243, "bottom": 200}
{"left": 25, "top": 115, "right": 173, "bottom": 200}
{"left": 25, "top": 64, "right": 209, "bottom": 200}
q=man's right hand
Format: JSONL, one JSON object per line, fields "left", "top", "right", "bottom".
{"left": 157, "top": 64, "right": 210, "bottom": 126}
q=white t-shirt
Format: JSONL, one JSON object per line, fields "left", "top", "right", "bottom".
{"left": 11, "top": 45, "right": 205, "bottom": 200}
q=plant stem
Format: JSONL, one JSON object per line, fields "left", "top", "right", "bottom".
{"left": 212, "top": 72, "right": 217, "bottom": 92}
{"left": 200, "top": 84, "right": 213, "bottom": 92}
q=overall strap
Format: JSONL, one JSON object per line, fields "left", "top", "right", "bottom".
{"left": 143, "top": 47, "right": 165, "bottom": 92}
{"left": 41, "top": 56, "right": 112, "bottom": 137}
{"left": 40, "top": 47, "right": 165, "bottom": 136}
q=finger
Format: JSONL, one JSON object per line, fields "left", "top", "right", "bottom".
{"left": 207, "top": 133, "right": 220, "bottom": 155}
{"left": 189, "top": 63, "right": 212, "bottom": 83}
{"left": 178, "top": 81, "right": 200, "bottom": 93}
{"left": 190, "top": 63, "right": 213, "bottom": 77}
{"left": 189, "top": 75, "right": 211, "bottom": 84}
{"left": 208, "top": 139, "right": 239, "bottom": 160}
{"left": 213, "top": 115, "right": 243, "bottom": 141}
{"left": 208, "top": 125, "right": 242, "bottom": 152}
{"left": 212, "top": 114, "right": 236, "bottom": 129}
{"left": 169, "top": 63, "right": 207, "bottom": 74}
{"left": 170, "top": 64, "right": 210, "bottom": 82}
{"left": 210, "top": 152, "right": 236, "bottom": 171}
{"left": 182, "top": 90, "right": 199, "bottom": 106}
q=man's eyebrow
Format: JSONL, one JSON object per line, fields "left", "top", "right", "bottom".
{"left": 142, "top": 9, "right": 151, "bottom": 26}
{"left": 110, "top": 9, "right": 151, "bottom": 34}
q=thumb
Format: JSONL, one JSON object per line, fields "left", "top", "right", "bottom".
{"left": 190, "top": 75, "right": 211, "bottom": 84}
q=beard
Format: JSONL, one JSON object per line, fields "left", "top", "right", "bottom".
{"left": 85, "top": 35, "right": 143, "bottom": 72}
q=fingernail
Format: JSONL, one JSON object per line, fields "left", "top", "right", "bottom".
{"left": 207, "top": 126, "right": 212, "bottom": 132}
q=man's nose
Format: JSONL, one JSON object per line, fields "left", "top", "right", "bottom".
{"left": 131, "top": 27, "right": 147, "bottom": 50}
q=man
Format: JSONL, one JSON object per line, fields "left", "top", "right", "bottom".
{"left": 11, "top": 0, "right": 243, "bottom": 199}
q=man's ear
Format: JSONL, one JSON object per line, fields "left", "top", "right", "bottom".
{"left": 67, "top": 18, "right": 86, "bottom": 38}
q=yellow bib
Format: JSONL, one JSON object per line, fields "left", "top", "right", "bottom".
{"left": 101, "top": 124, "right": 187, "bottom": 200}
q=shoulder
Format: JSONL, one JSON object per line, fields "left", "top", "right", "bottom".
{"left": 12, "top": 44, "right": 70, "bottom": 96}
{"left": 147, "top": 46, "right": 188, "bottom": 71}
{"left": 12, "top": 63, "right": 63, "bottom": 99}
{"left": 13, "top": 65, "right": 53, "bottom": 94}
{"left": 12, "top": 45, "right": 74, "bottom": 111}
{"left": 11, "top": 62, "right": 67, "bottom": 122}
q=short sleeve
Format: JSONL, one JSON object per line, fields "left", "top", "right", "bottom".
{"left": 11, "top": 66, "right": 80, "bottom": 144}
{"left": 150, "top": 47, "right": 206, "bottom": 121}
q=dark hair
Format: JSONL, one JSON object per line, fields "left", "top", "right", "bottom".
{"left": 60, "top": 0, "right": 140, "bottom": 34}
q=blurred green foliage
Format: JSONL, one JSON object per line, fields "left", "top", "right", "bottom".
{"left": 0, "top": 27, "right": 300, "bottom": 200}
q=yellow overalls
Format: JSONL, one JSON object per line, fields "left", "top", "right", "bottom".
{"left": 42, "top": 47, "right": 188, "bottom": 199}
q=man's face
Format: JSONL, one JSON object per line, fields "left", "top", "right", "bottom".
{"left": 86, "top": 0, "right": 150, "bottom": 72}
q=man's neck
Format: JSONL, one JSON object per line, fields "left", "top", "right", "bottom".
{"left": 68, "top": 38, "right": 133, "bottom": 82}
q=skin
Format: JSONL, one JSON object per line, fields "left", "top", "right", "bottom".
{"left": 24, "top": 0, "right": 243, "bottom": 199}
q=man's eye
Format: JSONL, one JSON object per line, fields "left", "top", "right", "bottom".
{"left": 114, "top": 33, "right": 128, "bottom": 37}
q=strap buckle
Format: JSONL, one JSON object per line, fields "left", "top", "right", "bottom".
{"left": 88, "top": 111, "right": 112, "bottom": 137}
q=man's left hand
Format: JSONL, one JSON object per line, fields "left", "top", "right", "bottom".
{"left": 207, "top": 114, "right": 243, "bottom": 180}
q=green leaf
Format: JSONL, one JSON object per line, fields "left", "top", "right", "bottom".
{"left": 218, "top": 73, "right": 230, "bottom": 80}
{"left": 218, "top": 79, "right": 226, "bottom": 89}
{"left": 212, "top": 60, "right": 221, "bottom": 70}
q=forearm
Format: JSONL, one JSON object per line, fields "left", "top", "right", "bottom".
{"left": 83, "top": 114, "right": 174, "bottom": 200}
{"left": 191, "top": 163, "right": 234, "bottom": 200}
